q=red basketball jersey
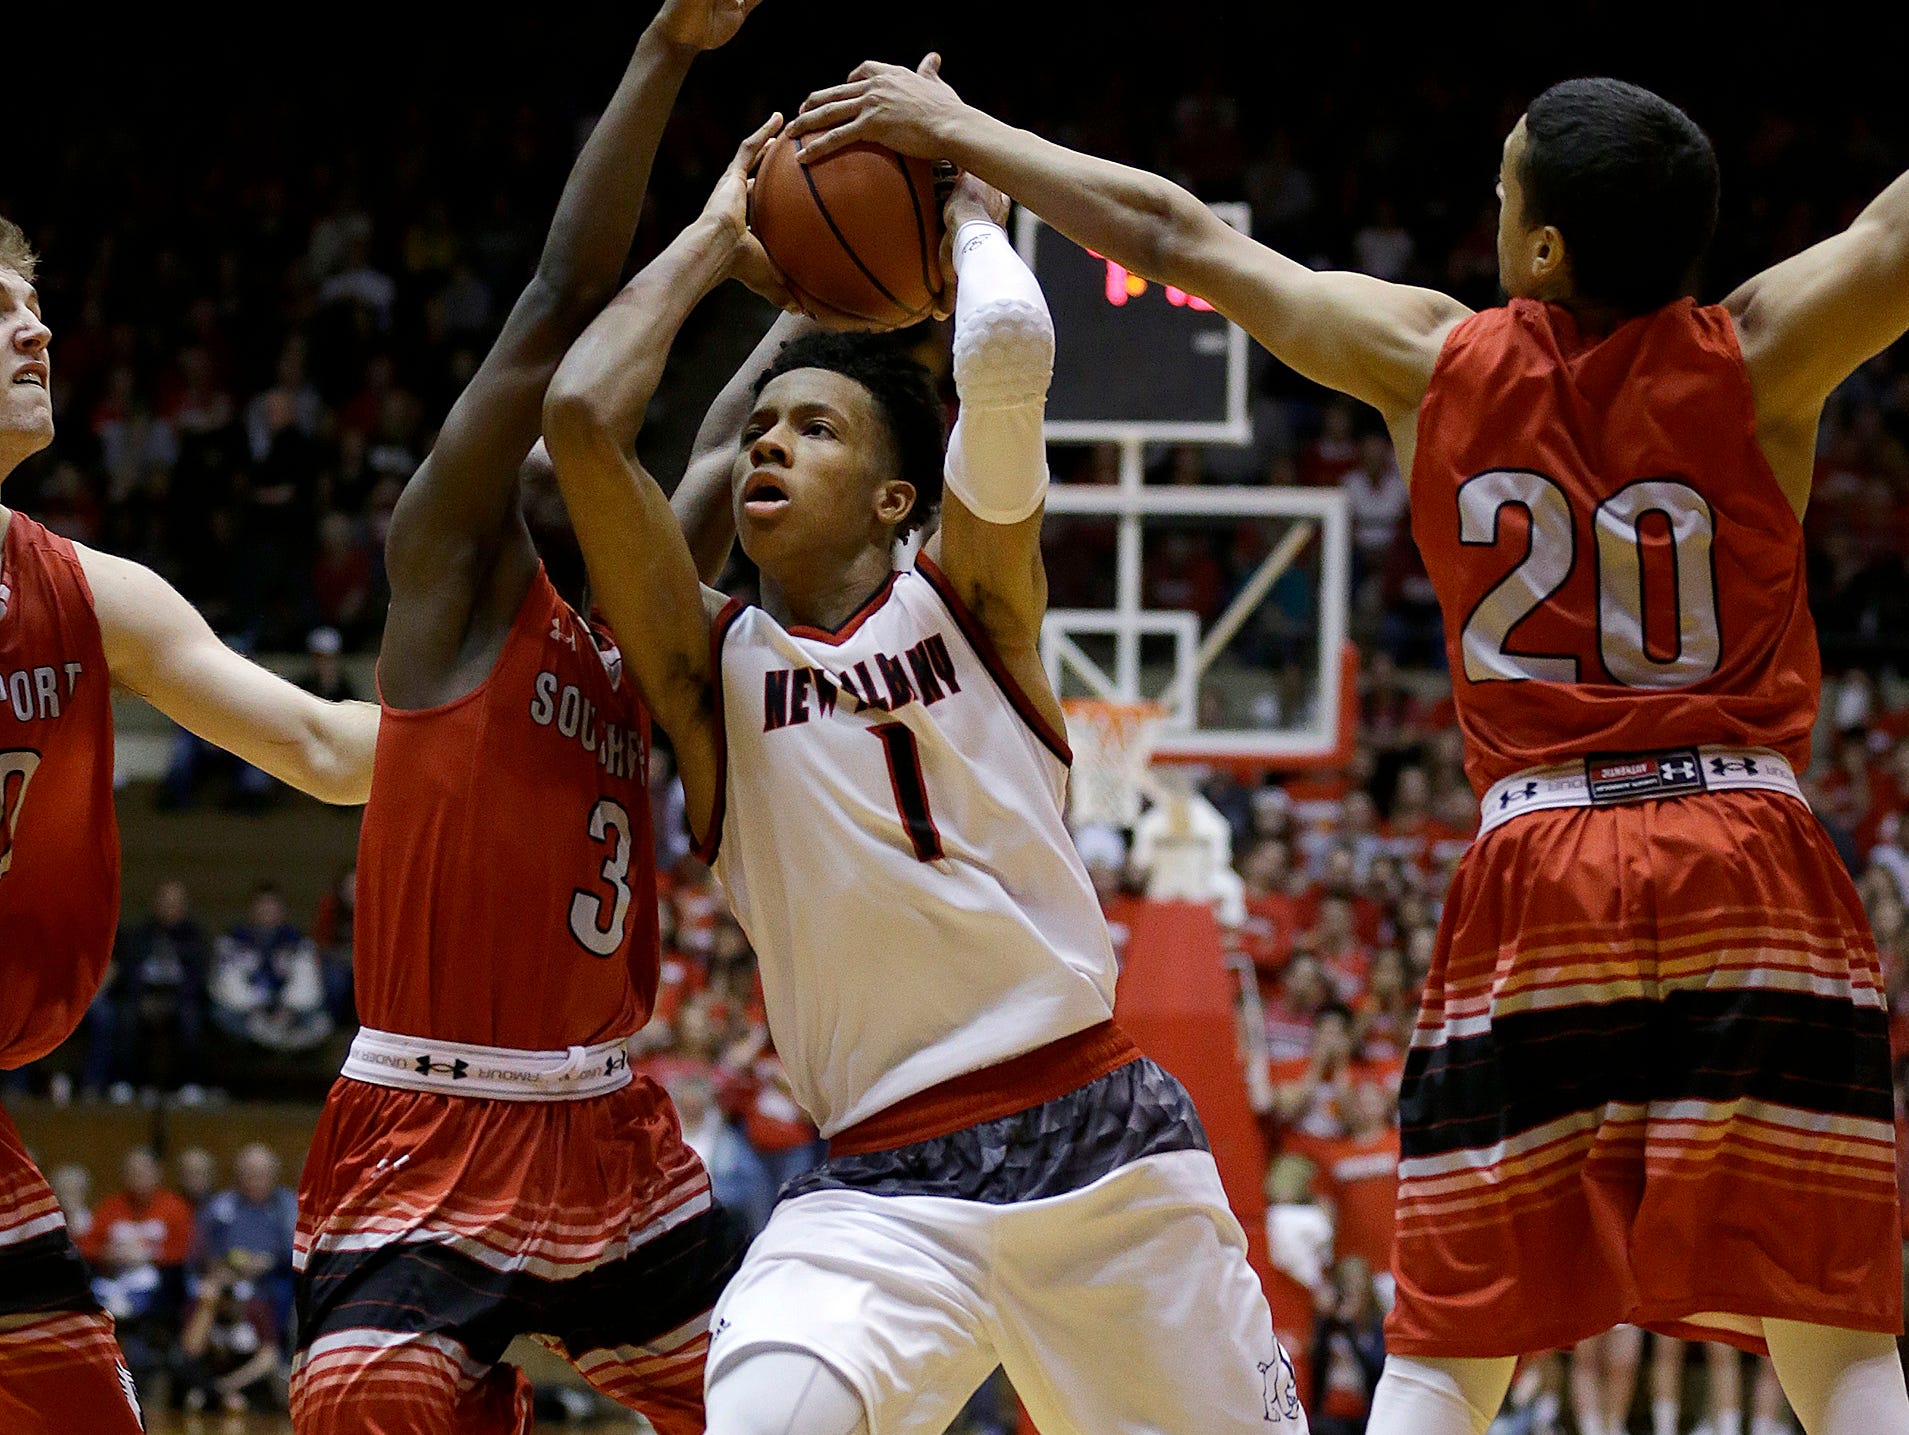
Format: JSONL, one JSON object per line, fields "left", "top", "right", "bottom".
{"left": 0, "top": 510, "right": 119, "bottom": 1067}
{"left": 354, "top": 566, "right": 659, "bottom": 1048}
{"left": 1411, "top": 298, "right": 1820, "bottom": 792}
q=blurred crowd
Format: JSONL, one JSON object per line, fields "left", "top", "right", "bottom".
{"left": 7, "top": 25, "right": 1906, "bottom": 667}
{"left": 45, "top": 1143, "right": 297, "bottom": 1415}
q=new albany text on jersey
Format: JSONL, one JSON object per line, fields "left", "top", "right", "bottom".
{"left": 763, "top": 632, "right": 962, "bottom": 732}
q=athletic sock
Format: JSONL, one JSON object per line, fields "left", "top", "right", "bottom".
{"left": 1713, "top": 1412, "right": 1742, "bottom": 1435}
{"left": 1653, "top": 1396, "right": 1680, "bottom": 1435}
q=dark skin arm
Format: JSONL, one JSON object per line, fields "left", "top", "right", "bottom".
{"left": 378, "top": 0, "right": 765, "bottom": 710}
{"left": 669, "top": 309, "right": 822, "bottom": 585}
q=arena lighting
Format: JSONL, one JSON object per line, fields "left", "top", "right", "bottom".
{"left": 1089, "top": 249, "right": 1217, "bottom": 311}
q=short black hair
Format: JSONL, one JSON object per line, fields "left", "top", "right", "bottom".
{"left": 1521, "top": 78, "right": 1720, "bottom": 316}
{"left": 753, "top": 332, "right": 946, "bottom": 536}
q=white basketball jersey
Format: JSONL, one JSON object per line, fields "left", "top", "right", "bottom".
{"left": 703, "top": 557, "right": 1118, "bottom": 1137}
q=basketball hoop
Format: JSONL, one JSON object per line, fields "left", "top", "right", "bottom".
{"left": 1062, "top": 698, "right": 1168, "bottom": 828}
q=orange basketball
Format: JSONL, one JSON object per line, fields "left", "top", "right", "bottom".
{"left": 748, "top": 135, "right": 945, "bottom": 327}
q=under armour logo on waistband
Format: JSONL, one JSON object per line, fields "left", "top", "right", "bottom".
{"left": 1662, "top": 758, "right": 1698, "bottom": 782}
{"left": 1710, "top": 757, "right": 1759, "bottom": 776}
{"left": 415, "top": 1055, "right": 470, "bottom": 1079}
{"left": 1500, "top": 781, "right": 1539, "bottom": 808}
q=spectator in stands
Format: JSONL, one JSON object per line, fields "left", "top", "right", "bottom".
{"left": 90, "top": 1221, "right": 172, "bottom": 1399}
{"left": 1343, "top": 433, "right": 1408, "bottom": 587}
{"left": 1353, "top": 948, "right": 1414, "bottom": 1065}
{"left": 1264, "top": 1002, "right": 1360, "bottom": 1148}
{"left": 310, "top": 512, "right": 375, "bottom": 636}
{"left": 1310, "top": 1253, "right": 1387, "bottom": 1434}
{"left": 114, "top": 879, "right": 209, "bottom": 1093}
{"left": 47, "top": 1163, "right": 93, "bottom": 1248}
{"left": 192, "top": 1144, "right": 298, "bottom": 1332}
{"left": 1301, "top": 896, "right": 1372, "bottom": 1003}
{"left": 1318, "top": 1083, "right": 1401, "bottom": 1303}
{"left": 1262, "top": 953, "right": 1333, "bottom": 1063}
{"left": 175, "top": 1148, "right": 218, "bottom": 1211}
{"left": 310, "top": 865, "right": 358, "bottom": 1027}
{"left": 666, "top": 1071, "right": 773, "bottom": 1239}
{"left": 172, "top": 1253, "right": 290, "bottom": 1414}
{"left": 297, "top": 625, "right": 361, "bottom": 705}
{"left": 209, "top": 883, "right": 332, "bottom": 1052}
{"left": 737, "top": 1042, "right": 827, "bottom": 1193}
{"left": 82, "top": 1147, "right": 194, "bottom": 1271}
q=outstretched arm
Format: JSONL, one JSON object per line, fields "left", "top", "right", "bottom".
{"left": 381, "top": 1, "right": 764, "bottom": 708}
{"left": 1727, "top": 168, "right": 1909, "bottom": 432}
{"left": 922, "top": 176, "right": 1068, "bottom": 740}
{"left": 786, "top": 58, "right": 1469, "bottom": 424}
{"left": 80, "top": 548, "right": 378, "bottom": 805}
{"left": 544, "top": 120, "right": 782, "bottom": 849}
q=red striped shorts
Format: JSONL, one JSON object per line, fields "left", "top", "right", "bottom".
{"left": 290, "top": 1074, "right": 742, "bottom": 1435}
{"left": 1386, "top": 789, "right": 1901, "bottom": 1358}
{"left": 0, "top": 1105, "right": 144, "bottom": 1433}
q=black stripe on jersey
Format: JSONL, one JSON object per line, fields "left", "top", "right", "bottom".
{"left": 0, "top": 1227, "right": 106, "bottom": 1319}
{"left": 1399, "top": 987, "right": 1894, "bottom": 1162}
{"left": 294, "top": 1200, "right": 745, "bottom": 1363}
{"left": 792, "top": 1056, "right": 1205, "bottom": 1204}
{"left": 693, "top": 597, "right": 749, "bottom": 867}
{"left": 914, "top": 557, "right": 1072, "bottom": 766}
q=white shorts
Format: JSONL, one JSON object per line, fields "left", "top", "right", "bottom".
{"left": 706, "top": 1058, "right": 1306, "bottom": 1435}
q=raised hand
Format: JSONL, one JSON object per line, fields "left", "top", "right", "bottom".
{"left": 652, "top": 0, "right": 767, "bottom": 53}
{"left": 783, "top": 53, "right": 964, "bottom": 164}
{"left": 931, "top": 169, "right": 1013, "bottom": 319}
{"left": 702, "top": 113, "right": 784, "bottom": 243}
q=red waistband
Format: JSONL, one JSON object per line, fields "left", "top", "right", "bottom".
{"left": 828, "top": 1020, "right": 1141, "bottom": 1158}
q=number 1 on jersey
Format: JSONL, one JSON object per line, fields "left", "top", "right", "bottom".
{"left": 869, "top": 723, "right": 943, "bottom": 862}
{"left": 0, "top": 750, "right": 41, "bottom": 882}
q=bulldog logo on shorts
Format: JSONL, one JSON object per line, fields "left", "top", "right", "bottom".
{"left": 1258, "top": 1347, "right": 1303, "bottom": 1424}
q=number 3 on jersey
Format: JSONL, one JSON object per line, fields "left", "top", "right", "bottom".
{"left": 1459, "top": 471, "right": 1721, "bottom": 688}
{"left": 569, "top": 798, "right": 633, "bottom": 956}
{"left": 0, "top": 750, "right": 40, "bottom": 882}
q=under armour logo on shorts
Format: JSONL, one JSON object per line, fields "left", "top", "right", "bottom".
{"left": 1500, "top": 781, "right": 1539, "bottom": 809}
{"left": 1258, "top": 1348, "right": 1303, "bottom": 1425}
{"left": 1710, "top": 756, "right": 1759, "bottom": 776}
{"left": 414, "top": 1055, "right": 470, "bottom": 1080}
{"left": 1662, "top": 757, "right": 1698, "bottom": 782}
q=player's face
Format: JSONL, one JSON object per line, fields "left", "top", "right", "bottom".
{"left": 0, "top": 267, "right": 52, "bottom": 473}
{"left": 732, "top": 368, "right": 916, "bottom": 579}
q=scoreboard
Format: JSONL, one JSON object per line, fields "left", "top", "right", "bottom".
{"left": 1014, "top": 202, "right": 1250, "bottom": 443}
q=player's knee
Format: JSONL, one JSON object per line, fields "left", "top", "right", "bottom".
{"left": 704, "top": 1347, "right": 870, "bottom": 1435}
{"left": 1372, "top": 1354, "right": 1516, "bottom": 1435}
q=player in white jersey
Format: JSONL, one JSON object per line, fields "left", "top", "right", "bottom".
{"left": 541, "top": 116, "right": 1305, "bottom": 1435}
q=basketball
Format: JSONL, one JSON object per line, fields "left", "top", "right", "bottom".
{"left": 749, "top": 133, "right": 945, "bottom": 327}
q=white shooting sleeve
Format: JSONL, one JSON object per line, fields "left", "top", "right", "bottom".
{"left": 944, "top": 219, "right": 1056, "bottom": 525}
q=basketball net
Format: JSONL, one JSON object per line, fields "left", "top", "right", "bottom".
{"left": 1062, "top": 698, "right": 1168, "bottom": 828}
